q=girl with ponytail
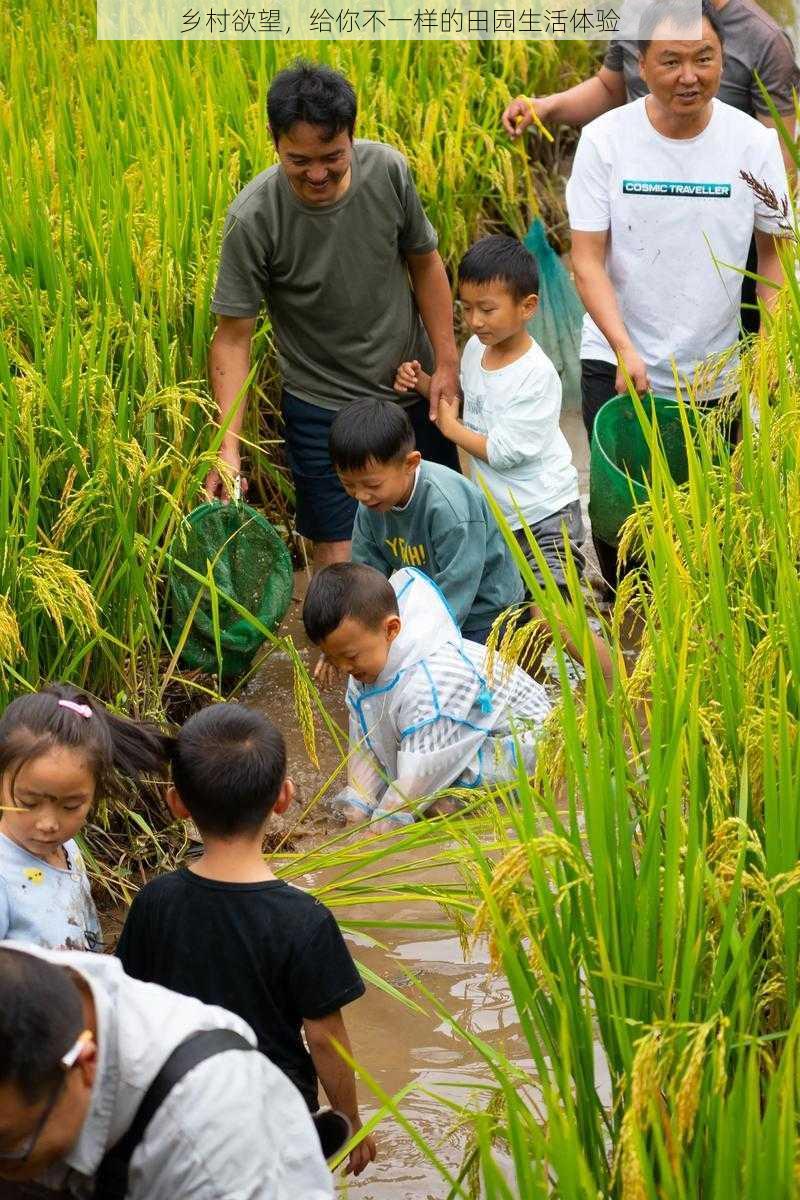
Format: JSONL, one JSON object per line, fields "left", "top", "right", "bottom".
{"left": 0, "top": 684, "right": 172, "bottom": 950}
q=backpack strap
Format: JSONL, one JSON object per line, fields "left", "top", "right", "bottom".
{"left": 94, "top": 1028, "right": 254, "bottom": 1199}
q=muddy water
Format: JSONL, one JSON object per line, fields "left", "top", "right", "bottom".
{"left": 242, "top": 417, "right": 595, "bottom": 1197}
{"left": 245, "top": 592, "right": 528, "bottom": 1198}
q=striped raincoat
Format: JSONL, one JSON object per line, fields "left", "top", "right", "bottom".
{"left": 339, "top": 567, "right": 551, "bottom": 826}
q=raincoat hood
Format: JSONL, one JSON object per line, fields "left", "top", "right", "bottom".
{"left": 376, "top": 568, "right": 460, "bottom": 684}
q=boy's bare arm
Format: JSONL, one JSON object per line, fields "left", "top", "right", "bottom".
{"left": 304, "top": 1010, "right": 377, "bottom": 1177}
{"left": 435, "top": 395, "right": 489, "bottom": 461}
{"left": 393, "top": 359, "right": 431, "bottom": 399}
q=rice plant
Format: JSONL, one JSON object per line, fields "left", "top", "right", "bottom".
{"left": 8, "top": 1, "right": 800, "bottom": 1190}
{"left": 332, "top": 241, "right": 800, "bottom": 1195}
{"left": 0, "top": 0, "right": 593, "bottom": 711}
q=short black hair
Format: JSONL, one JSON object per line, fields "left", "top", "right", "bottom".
{"left": 0, "top": 949, "right": 84, "bottom": 1105}
{"left": 303, "top": 563, "right": 399, "bottom": 645}
{"left": 329, "top": 399, "right": 416, "bottom": 473}
{"left": 458, "top": 235, "right": 539, "bottom": 302}
{"left": 267, "top": 60, "right": 357, "bottom": 142}
{"left": 638, "top": 0, "right": 724, "bottom": 53}
{"left": 170, "top": 704, "right": 286, "bottom": 837}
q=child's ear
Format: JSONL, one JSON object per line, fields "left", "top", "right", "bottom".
{"left": 386, "top": 615, "right": 402, "bottom": 643}
{"left": 523, "top": 292, "right": 539, "bottom": 320}
{"left": 165, "top": 784, "right": 191, "bottom": 821}
{"left": 406, "top": 450, "right": 422, "bottom": 471}
{"left": 273, "top": 777, "right": 295, "bottom": 816}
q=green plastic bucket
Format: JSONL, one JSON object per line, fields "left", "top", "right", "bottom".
{"left": 589, "top": 394, "right": 696, "bottom": 547}
{"left": 167, "top": 501, "right": 293, "bottom": 677}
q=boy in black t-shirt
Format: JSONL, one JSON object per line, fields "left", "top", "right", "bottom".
{"left": 116, "top": 703, "right": 377, "bottom": 1178}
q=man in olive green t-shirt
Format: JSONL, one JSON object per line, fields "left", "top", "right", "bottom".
{"left": 207, "top": 60, "right": 460, "bottom": 571}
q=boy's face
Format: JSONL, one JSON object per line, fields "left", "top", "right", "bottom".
{"left": 336, "top": 452, "right": 421, "bottom": 513}
{"left": 458, "top": 279, "right": 537, "bottom": 348}
{"left": 319, "top": 614, "right": 402, "bottom": 685}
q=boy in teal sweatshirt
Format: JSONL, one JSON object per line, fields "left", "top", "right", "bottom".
{"left": 328, "top": 399, "right": 523, "bottom": 643}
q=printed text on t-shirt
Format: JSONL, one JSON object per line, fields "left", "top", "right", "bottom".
{"left": 385, "top": 537, "right": 427, "bottom": 567}
{"left": 622, "top": 180, "right": 732, "bottom": 198}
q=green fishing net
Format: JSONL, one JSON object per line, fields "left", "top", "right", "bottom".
{"left": 168, "top": 501, "right": 293, "bottom": 677}
{"left": 525, "top": 217, "right": 585, "bottom": 411}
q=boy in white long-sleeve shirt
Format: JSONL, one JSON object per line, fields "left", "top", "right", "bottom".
{"left": 396, "top": 235, "right": 612, "bottom": 687}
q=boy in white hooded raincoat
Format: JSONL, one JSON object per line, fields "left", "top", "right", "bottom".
{"left": 303, "top": 563, "right": 551, "bottom": 830}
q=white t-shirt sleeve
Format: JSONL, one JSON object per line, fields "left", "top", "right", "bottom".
{"left": 485, "top": 369, "right": 561, "bottom": 471}
{"left": 751, "top": 127, "right": 792, "bottom": 236}
{"left": 566, "top": 128, "right": 612, "bottom": 232}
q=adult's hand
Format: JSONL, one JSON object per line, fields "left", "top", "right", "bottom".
{"left": 428, "top": 361, "right": 460, "bottom": 422}
{"left": 205, "top": 441, "right": 248, "bottom": 501}
{"left": 615, "top": 347, "right": 650, "bottom": 397}
{"left": 502, "top": 95, "right": 552, "bottom": 139}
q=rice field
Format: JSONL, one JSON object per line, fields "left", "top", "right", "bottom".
{"left": 3, "top": 0, "right": 800, "bottom": 1194}
{"left": 0, "top": 5, "right": 594, "bottom": 710}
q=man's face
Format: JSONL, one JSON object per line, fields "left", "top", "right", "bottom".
{"left": 0, "top": 1054, "right": 95, "bottom": 1183}
{"left": 319, "top": 614, "right": 401, "bottom": 685}
{"left": 639, "top": 18, "right": 723, "bottom": 117}
{"left": 273, "top": 121, "right": 353, "bottom": 205}
{"left": 337, "top": 452, "right": 421, "bottom": 513}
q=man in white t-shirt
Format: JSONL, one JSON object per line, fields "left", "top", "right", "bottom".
{"left": 565, "top": 0, "right": 791, "bottom": 444}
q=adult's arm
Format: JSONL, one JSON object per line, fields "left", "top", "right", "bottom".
{"left": 570, "top": 230, "right": 650, "bottom": 395}
{"left": 754, "top": 229, "right": 787, "bottom": 310}
{"left": 502, "top": 66, "right": 626, "bottom": 138}
{"left": 751, "top": 21, "right": 800, "bottom": 176}
{"left": 205, "top": 315, "right": 256, "bottom": 499}
{"left": 405, "top": 249, "right": 459, "bottom": 420}
{"left": 751, "top": 123, "right": 793, "bottom": 309}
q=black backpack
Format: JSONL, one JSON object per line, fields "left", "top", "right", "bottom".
{"left": 94, "top": 1029, "right": 251, "bottom": 1199}
{"left": 93, "top": 1029, "right": 350, "bottom": 1199}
